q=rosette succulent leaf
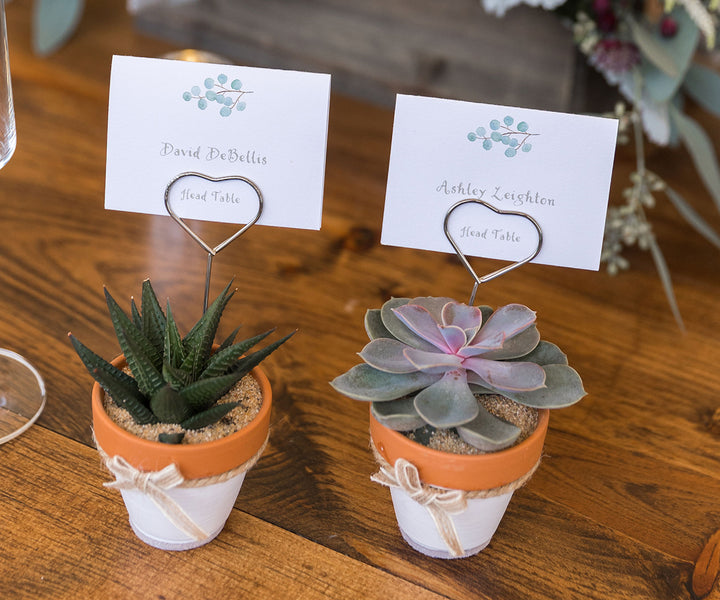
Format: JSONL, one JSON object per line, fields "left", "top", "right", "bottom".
{"left": 70, "top": 279, "right": 294, "bottom": 444}
{"left": 331, "top": 297, "right": 585, "bottom": 452}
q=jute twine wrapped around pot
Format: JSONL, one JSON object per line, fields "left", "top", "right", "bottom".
{"left": 95, "top": 434, "right": 269, "bottom": 542}
{"left": 370, "top": 438, "right": 541, "bottom": 557}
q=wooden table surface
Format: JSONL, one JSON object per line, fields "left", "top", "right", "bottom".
{"left": 3, "top": 2, "right": 720, "bottom": 599}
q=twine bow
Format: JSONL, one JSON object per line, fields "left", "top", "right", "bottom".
{"left": 104, "top": 455, "right": 209, "bottom": 542}
{"left": 370, "top": 438, "right": 542, "bottom": 558}
{"left": 95, "top": 434, "right": 269, "bottom": 543}
{"left": 371, "top": 456, "right": 468, "bottom": 557}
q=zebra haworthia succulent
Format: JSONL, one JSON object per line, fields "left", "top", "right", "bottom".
{"left": 70, "top": 279, "right": 294, "bottom": 444}
{"left": 330, "top": 296, "right": 585, "bottom": 452}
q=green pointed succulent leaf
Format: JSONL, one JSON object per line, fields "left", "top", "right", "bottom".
{"left": 181, "top": 402, "right": 239, "bottom": 430}
{"left": 218, "top": 326, "right": 241, "bottom": 352}
{"left": 181, "top": 282, "right": 234, "bottom": 379}
{"left": 456, "top": 404, "right": 521, "bottom": 451}
{"left": 130, "top": 298, "right": 142, "bottom": 331}
{"left": 413, "top": 370, "right": 479, "bottom": 428}
{"left": 230, "top": 331, "right": 296, "bottom": 380}
{"left": 105, "top": 287, "right": 162, "bottom": 373}
{"left": 88, "top": 363, "right": 144, "bottom": 409}
{"left": 71, "top": 279, "right": 291, "bottom": 438}
{"left": 371, "top": 398, "right": 425, "bottom": 431}
{"left": 69, "top": 334, "right": 156, "bottom": 423}
{"left": 183, "top": 281, "right": 233, "bottom": 349}
{"left": 330, "top": 364, "right": 442, "bottom": 402}
{"left": 164, "top": 302, "right": 185, "bottom": 370}
{"left": 141, "top": 279, "right": 166, "bottom": 354}
{"left": 159, "top": 432, "right": 185, "bottom": 444}
{"left": 162, "top": 359, "right": 192, "bottom": 390}
{"left": 179, "top": 370, "right": 245, "bottom": 412}
{"left": 116, "top": 321, "right": 165, "bottom": 398}
{"left": 104, "top": 286, "right": 137, "bottom": 332}
{"left": 201, "top": 329, "right": 275, "bottom": 380}
{"left": 92, "top": 369, "right": 157, "bottom": 425}
{"left": 100, "top": 383, "right": 156, "bottom": 425}
{"left": 70, "top": 333, "right": 138, "bottom": 391}
{"left": 150, "top": 384, "right": 194, "bottom": 424}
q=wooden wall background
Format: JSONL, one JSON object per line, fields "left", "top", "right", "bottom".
{"left": 133, "top": 0, "right": 581, "bottom": 112}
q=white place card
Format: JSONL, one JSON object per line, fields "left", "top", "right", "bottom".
{"left": 382, "top": 95, "right": 619, "bottom": 270}
{"left": 105, "top": 55, "right": 331, "bottom": 230}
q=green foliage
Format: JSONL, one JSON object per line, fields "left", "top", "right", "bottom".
{"left": 70, "top": 279, "right": 294, "bottom": 443}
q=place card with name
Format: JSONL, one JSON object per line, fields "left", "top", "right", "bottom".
{"left": 105, "top": 55, "right": 331, "bottom": 229}
{"left": 382, "top": 94, "right": 619, "bottom": 270}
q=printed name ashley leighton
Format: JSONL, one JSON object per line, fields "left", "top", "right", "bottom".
{"left": 436, "top": 180, "right": 556, "bottom": 208}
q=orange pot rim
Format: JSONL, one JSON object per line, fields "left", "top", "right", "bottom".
{"left": 92, "top": 354, "right": 272, "bottom": 480}
{"left": 370, "top": 406, "right": 549, "bottom": 491}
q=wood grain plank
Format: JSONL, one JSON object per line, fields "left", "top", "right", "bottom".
{"left": 0, "top": 421, "right": 697, "bottom": 600}
{"left": 0, "top": 425, "right": 447, "bottom": 600}
{"left": 535, "top": 430, "right": 720, "bottom": 563}
{"left": 233, "top": 387, "right": 697, "bottom": 600}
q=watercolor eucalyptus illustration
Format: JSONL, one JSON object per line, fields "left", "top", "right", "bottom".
{"left": 183, "top": 74, "right": 253, "bottom": 118}
{"left": 467, "top": 116, "right": 538, "bottom": 157}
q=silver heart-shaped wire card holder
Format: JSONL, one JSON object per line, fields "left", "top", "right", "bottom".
{"left": 164, "top": 171, "right": 264, "bottom": 312}
{"left": 443, "top": 198, "right": 543, "bottom": 305}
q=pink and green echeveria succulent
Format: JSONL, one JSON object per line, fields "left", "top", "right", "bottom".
{"left": 330, "top": 296, "right": 586, "bottom": 451}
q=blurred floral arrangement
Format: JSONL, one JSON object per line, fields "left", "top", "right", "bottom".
{"left": 484, "top": 0, "right": 720, "bottom": 327}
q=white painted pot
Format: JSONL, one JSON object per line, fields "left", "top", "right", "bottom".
{"left": 119, "top": 471, "right": 247, "bottom": 551}
{"left": 390, "top": 486, "right": 514, "bottom": 559}
{"left": 370, "top": 409, "right": 549, "bottom": 559}
{"left": 92, "top": 356, "right": 273, "bottom": 551}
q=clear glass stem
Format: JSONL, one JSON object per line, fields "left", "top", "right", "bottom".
{"left": 0, "top": 0, "right": 16, "bottom": 169}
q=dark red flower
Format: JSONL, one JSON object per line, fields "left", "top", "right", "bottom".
{"left": 596, "top": 10, "right": 618, "bottom": 32}
{"left": 660, "top": 16, "right": 678, "bottom": 38}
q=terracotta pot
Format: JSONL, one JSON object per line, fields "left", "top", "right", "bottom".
{"left": 92, "top": 355, "right": 272, "bottom": 550}
{"left": 370, "top": 408, "right": 549, "bottom": 558}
